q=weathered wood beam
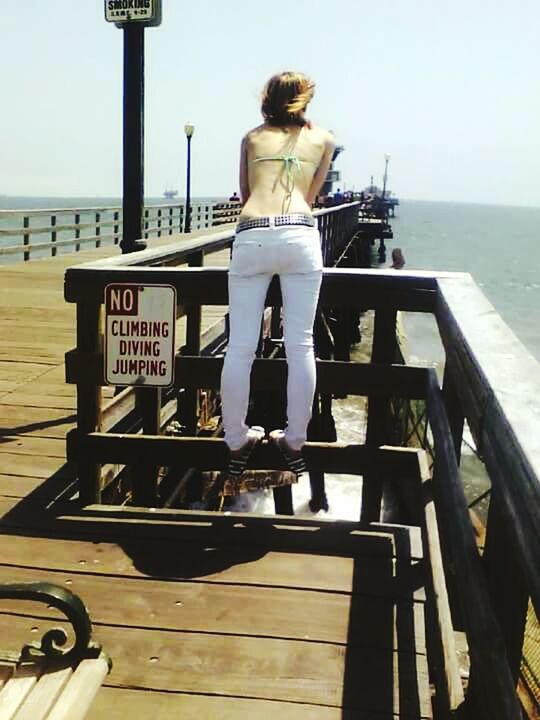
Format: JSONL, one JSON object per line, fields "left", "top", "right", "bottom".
{"left": 362, "top": 308, "right": 398, "bottom": 523}
{"left": 436, "top": 276, "right": 540, "bottom": 610}
{"left": 425, "top": 368, "right": 523, "bottom": 720}
{"left": 414, "top": 450, "right": 465, "bottom": 711}
{"left": 67, "top": 432, "right": 423, "bottom": 477}
{"left": 178, "top": 250, "right": 204, "bottom": 435}
{"left": 48, "top": 504, "right": 400, "bottom": 557}
{"left": 75, "top": 301, "right": 102, "bottom": 505}
{"left": 65, "top": 267, "right": 439, "bottom": 311}
{"left": 66, "top": 353, "right": 429, "bottom": 398}
{"left": 64, "top": 204, "right": 358, "bottom": 278}
{"left": 482, "top": 493, "right": 529, "bottom": 685}
{"left": 132, "top": 387, "right": 161, "bottom": 506}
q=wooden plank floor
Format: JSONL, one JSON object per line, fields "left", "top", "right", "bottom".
{"left": 0, "top": 509, "right": 431, "bottom": 718}
{"left": 0, "top": 238, "right": 433, "bottom": 718}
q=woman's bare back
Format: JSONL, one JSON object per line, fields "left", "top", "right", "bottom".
{"left": 240, "top": 124, "right": 335, "bottom": 218}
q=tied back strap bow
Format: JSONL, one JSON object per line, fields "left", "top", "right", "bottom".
{"left": 254, "top": 155, "right": 302, "bottom": 196}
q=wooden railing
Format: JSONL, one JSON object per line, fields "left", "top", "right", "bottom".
{"left": 0, "top": 201, "right": 242, "bottom": 262}
{"left": 64, "top": 203, "right": 359, "bottom": 500}
{"left": 63, "top": 203, "right": 538, "bottom": 718}
{"left": 361, "top": 283, "right": 539, "bottom": 719}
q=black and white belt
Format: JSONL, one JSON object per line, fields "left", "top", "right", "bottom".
{"left": 236, "top": 213, "right": 316, "bottom": 233}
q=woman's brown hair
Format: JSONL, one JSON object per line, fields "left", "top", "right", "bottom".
{"left": 261, "top": 71, "right": 315, "bottom": 127}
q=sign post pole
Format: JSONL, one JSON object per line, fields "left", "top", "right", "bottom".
{"left": 121, "top": 22, "right": 146, "bottom": 254}
{"left": 104, "top": 1, "right": 162, "bottom": 254}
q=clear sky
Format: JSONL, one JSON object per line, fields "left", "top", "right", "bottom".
{"left": 2, "top": 0, "right": 539, "bottom": 206}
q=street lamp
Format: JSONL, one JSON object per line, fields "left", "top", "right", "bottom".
{"left": 381, "top": 153, "right": 390, "bottom": 200}
{"left": 184, "top": 122, "right": 195, "bottom": 233}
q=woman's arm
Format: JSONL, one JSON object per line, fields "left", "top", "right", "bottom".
{"left": 239, "top": 135, "right": 249, "bottom": 204}
{"left": 306, "top": 132, "right": 336, "bottom": 206}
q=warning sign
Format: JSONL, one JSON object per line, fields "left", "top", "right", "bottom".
{"left": 105, "top": 283, "right": 176, "bottom": 387}
{"left": 104, "top": 0, "right": 161, "bottom": 25}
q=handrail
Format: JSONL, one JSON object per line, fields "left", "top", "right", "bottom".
{"left": 425, "top": 371, "right": 524, "bottom": 719}
{"left": 0, "top": 202, "right": 205, "bottom": 215}
{"left": 0, "top": 201, "right": 242, "bottom": 262}
{"left": 64, "top": 204, "right": 361, "bottom": 274}
{"left": 435, "top": 276, "right": 540, "bottom": 608}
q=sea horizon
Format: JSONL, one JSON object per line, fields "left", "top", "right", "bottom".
{"left": 1, "top": 194, "right": 540, "bottom": 212}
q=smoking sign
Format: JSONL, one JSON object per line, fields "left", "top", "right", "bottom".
{"left": 104, "top": 0, "right": 162, "bottom": 25}
{"left": 105, "top": 283, "right": 176, "bottom": 387}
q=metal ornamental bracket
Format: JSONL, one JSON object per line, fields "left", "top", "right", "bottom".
{"left": 0, "top": 582, "right": 103, "bottom": 665}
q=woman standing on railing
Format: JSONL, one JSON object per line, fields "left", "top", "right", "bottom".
{"left": 220, "top": 71, "right": 335, "bottom": 478}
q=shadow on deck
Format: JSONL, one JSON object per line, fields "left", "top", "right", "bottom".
{"left": 0, "top": 472, "right": 430, "bottom": 718}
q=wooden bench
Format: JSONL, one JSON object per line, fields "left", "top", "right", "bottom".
{"left": 0, "top": 582, "right": 110, "bottom": 720}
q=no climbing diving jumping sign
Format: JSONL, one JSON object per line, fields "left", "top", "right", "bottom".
{"left": 105, "top": 283, "right": 176, "bottom": 387}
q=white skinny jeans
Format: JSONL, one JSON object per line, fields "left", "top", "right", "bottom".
{"left": 221, "top": 222, "right": 323, "bottom": 451}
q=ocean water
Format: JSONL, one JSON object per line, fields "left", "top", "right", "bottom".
{"left": 391, "top": 200, "right": 540, "bottom": 363}
{"left": 376, "top": 200, "right": 540, "bottom": 522}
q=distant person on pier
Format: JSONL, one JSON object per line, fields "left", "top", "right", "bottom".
{"left": 391, "top": 247, "right": 405, "bottom": 269}
{"left": 220, "top": 70, "right": 335, "bottom": 479}
{"left": 229, "top": 191, "right": 240, "bottom": 202}
{"left": 333, "top": 187, "right": 344, "bottom": 204}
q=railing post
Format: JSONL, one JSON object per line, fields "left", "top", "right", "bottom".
{"left": 23, "top": 216, "right": 30, "bottom": 261}
{"left": 144, "top": 208, "right": 149, "bottom": 239}
{"left": 442, "top": 363, "right": 464, "bottom": 464}
{"left": 437, "top": 362, "right": 467, "bottom": 628}
{"left": 132, "top": 387, "right": 161, "bottom": 506}
{"left": 361, "top": 308, "right": 397, "bottom": 522}
{"left": 95, "top": 212, "right": 101, "bottom": 248}
{"left": 113, "top": 211, "right": 120, "bottom": 245}
{"left": 76, "top": 301, "right": 102, "bottom": 504}
{"left": 51, "top": 215, "right": 57, "bottom": 257}
{"left": 75, "top": 213, "right": 81, "bottom": 252}
{"left": 482, "top": 493, "right": 529, "bottom": 684}
{"left": 178, "top": 250, "right": 203, "bottom": 434}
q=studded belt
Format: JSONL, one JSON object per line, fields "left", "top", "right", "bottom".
{"left": 236, "top": 213, "right": 316, "bottom": 233}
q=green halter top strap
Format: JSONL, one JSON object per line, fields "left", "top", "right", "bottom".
{"left": 253, "top": 154, "right": 301, "bottom": 194}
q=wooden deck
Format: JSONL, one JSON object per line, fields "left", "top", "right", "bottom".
{"left": 0, "top": 230, "right": 227, "bottom": 497}
{"left": 0, "top": 238, "right": 432, "bottom": 718}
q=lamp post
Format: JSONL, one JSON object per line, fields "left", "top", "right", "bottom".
{"left": 184, "top": 122, "right": 195, "bottom": 234}
{"left": 381, "top": 154, "right": 390, "bottom": 200}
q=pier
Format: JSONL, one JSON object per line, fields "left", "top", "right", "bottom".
{"left": 0, "top": 204, "right": 538, "bottom": 719}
